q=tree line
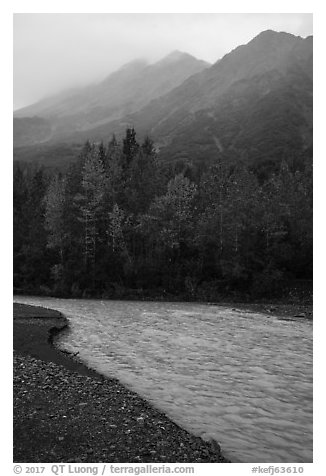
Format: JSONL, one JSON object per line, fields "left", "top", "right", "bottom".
{"left": 13, "top": 128, "right": 312, "bottom": 301}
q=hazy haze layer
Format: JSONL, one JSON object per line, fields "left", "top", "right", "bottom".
{"left": 14, "top": 13, "right": 312, "bottom": 110}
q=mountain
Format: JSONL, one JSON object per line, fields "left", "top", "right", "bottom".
{"left": 146, "top": 31, "right": 313, "bottom": 173}
{"left": 13, "top": 51, "right": 209, "bottom": 146}
{"left": 13, "top": 116, "right": 53, "bottom": 147}
{"left": 14, "top": 31, "right": 313, "bottom": 175}
{"left": 66, "top": 30, "right": 312, "bottom": 174}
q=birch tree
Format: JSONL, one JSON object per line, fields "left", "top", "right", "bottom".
{"left": 74, "top": 145, "right": 106, "bottom": 273}
{"left": 44, "top": 175, "right": 66, "bottom": 262}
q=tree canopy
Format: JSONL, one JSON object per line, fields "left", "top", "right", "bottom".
{"left": 13, "top": 128, "right": 312, "bottom": 301}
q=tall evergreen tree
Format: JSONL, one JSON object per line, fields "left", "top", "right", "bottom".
{"left": 123, "top": 127, "right": 139, "bottom": 164}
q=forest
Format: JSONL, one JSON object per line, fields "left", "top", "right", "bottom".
{"left": 13, "top": 128, "right": 313, "bottom": 302}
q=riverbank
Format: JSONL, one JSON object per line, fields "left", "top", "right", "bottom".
{"left": 218, "top": 302, "right": 313, "bottom": 320}
{"left": 14, "top": 292, "right": 313, "bottom": 321}
{"left": 14, "top": 277, "right": 313, "bottom": 306}
{"left": 13, "top": 303, "right": 229, "bottom": 463}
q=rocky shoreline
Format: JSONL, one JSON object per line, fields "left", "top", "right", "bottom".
{"left": 13, "top": 303, "right": 229, "bottom": 463}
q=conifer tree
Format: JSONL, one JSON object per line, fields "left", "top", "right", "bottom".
{"left": 123, "top": 127, "right": 139, "bottom": 164}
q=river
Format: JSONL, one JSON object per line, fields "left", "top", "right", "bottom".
{"left": 14, "top": 296, "right": 313, "bottom": 463}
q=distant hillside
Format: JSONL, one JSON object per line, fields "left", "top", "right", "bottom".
{"left": 14, "top": 51, "right": 209, "bottom": 147}
{"left": 13, "top": 31, "right": 312, "bottom": 174}
{"left": 13, "top": 116, "right": 53, "bottom": 147}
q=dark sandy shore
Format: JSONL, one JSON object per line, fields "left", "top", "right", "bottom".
{"left": 13, "top": 303, "right": 229, "bottom": 463}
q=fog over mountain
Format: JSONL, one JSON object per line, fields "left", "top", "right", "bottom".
{"left": 14, "top": 51, "right": 209, "bottom": 145}
{"left": 14, "top": 13, "right": 312, "bottom": 110}
{"left": 14, "top": 29, "right": 312, "bottom": 178}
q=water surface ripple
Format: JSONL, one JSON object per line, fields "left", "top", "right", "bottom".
{"left": 14, "top": 297, "right": 313, "bottom": 463}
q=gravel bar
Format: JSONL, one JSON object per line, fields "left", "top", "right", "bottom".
{"left": 13, "top": 303, "right": 229, "bottom": 463}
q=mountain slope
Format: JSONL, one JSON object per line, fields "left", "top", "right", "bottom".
{"left": 152, "top": 32, "right": 313, "bottom": 172}
{"left": 13, "top": 116, "right": 53, "bottom": 147}
{"left": 14, "top": 51, "right": 209, "bottom": 146}
{"left": 57, "top": 30, "right": 312, "bottom": 173}
{"left": 13, "top": 31, "right": 313, "bottom": 173}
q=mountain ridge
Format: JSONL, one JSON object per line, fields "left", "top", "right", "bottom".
{"left": 13, "top": 30, "right": 313, "bottom": 174}
{"left": 14, "top": 51, "right": 209, "bottom": 118}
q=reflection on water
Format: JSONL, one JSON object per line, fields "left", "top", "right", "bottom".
{"left": 14, "top": 296, "right": 313, "bottom": 463}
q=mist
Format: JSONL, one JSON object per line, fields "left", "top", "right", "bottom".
{"left": 13, "top": 13, "right": 313, "bottom": 110}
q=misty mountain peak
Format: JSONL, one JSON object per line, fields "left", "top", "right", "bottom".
{"left": 118, "top": 58, "right": 149, "bottom": 72}
{"left": 158, "top": 50, "right": 198, "bottom": 65}
{"left": 249, "top": 29, "right": 301, "bottom": 49}
{"left": 14, "top": 28, "right": 311, "bottom": 158}
{"left": 13, "top": 46, "right": 209, "bottom": 133}
{"left": 165, "top": 50, "right": 187, "bottom": 59}
{"left": 208, "top": 28, "right": 305, "bottom": 84}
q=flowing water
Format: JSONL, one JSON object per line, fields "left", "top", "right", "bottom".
{"left": 14, "top": 296, "right": 313, "bottom": 463}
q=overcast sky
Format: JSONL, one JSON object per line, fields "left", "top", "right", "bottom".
{"left": 13, "top": 13, "right": 313, "bottom": 110}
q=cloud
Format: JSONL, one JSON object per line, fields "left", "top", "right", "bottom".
{"left": 13, "top": 13, "right": 313, "bottom": 110}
